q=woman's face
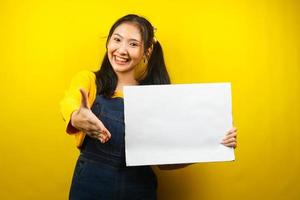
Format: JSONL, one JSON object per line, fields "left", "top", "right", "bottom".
{"left": 107, "top": 22, "right": 144, "bottom": 76}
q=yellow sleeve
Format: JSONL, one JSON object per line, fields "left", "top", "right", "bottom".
{"left": 59, "top": 70, "right": 97, "bottom": 147}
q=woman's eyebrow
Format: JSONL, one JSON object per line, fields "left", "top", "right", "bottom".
{"left": 113, "top": 33, "right": 141, "bottom": 43}
{"left": 113, "top": 33, "right": 123, "bottom": 38}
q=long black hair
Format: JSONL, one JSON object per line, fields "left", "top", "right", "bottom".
{"left": 95, "top": 14, "right": 171, "bottom": 98}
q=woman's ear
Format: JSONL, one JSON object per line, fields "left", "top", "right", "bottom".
{"left": 146, "top": 45, "right": 154, "bottom": 60}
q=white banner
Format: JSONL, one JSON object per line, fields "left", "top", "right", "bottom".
{"left": 124, "top": 83, "right": 234, "bottom": 166}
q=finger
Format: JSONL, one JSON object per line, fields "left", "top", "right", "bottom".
{"left": 97, "top": 133, "right": 105, "bottom": 143}
{"left": 94, "top": 121, "right": 111, "bottom": 139}
{"left": 87, "top": 130, "right": 104, "bottom": 143}
{"left": 102, "top": 128, "right": 111, "bottom": 139}
{"left": 97, "top": 131, "right": 110, "bottom": 143}
{"left": 101, "top": 134, "right": 109, "bottom": 143}
{"left": 226, "top": 127, "right": 237, "bottom": 135}
{"left": 223, "top": 132, "right": 237, "bottom": 140}
{"left": 222, "top": 133, "right": 237, "bottom": 142}
{"left": 85, "top": 122, "right": 111, "bottom": 143}
{"left": 221, "top": 137, "right": 236, "bottom": 144}
{"left": 88, "top": 131, "right": 99, "bottom": 138}
{"left": 96, "top": 136, "right": 104, "bottom": 143}
{"left": 91, "top": 127, "right": 110, "bottom": 141}
{"left": 223, "top": 142, "right": 237, "bottom": 148}
{"left": 97, "top": 132, "right": 110, "bottom": 143}
{"left": 79, "top": 88, "right": 89, "bottom": 109}
{"left": 85, "top": 113, "right": 111, "bottom": 141}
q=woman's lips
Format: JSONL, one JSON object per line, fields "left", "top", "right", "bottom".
{"left": 114, "top": 55, "right": 130, "bottom": 65}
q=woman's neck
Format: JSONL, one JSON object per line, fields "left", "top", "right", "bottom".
{"left": 116, "top": 73, "right": 138, "bottom": 92}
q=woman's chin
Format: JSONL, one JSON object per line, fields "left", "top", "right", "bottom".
{"left": 112, "top": 63, "right": 137, "bottom": 74}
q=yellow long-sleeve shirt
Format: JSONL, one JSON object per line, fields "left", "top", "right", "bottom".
{"left": 60, "top": 70, "right": 122, "bottom": 148}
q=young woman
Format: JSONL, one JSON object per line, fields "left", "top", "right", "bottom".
{"left": 60, "top": 14, "right": 237, "bottom": 200}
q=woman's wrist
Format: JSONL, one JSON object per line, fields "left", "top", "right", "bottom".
{"left": 70, "top": 109, "right": 79, "bottom": 128}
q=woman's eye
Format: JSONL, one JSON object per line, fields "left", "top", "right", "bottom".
{"left": 130, "top": 42, "right": 138, "bottom": 47}
{"left": 113, "top": 37, "right": 121, "bottom": 42}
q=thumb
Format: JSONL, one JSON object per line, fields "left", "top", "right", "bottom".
{"left": 79, "top": 88, "right": 89, "bottom": 109}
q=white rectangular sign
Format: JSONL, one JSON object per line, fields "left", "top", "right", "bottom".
{"left": 124, "top": 83, "right": 234, "bottom": 166}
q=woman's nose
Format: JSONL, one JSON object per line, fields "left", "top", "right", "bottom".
{"left": 117, "top": 42, "right": 128, "bottom": 55}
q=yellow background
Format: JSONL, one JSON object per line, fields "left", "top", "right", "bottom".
{"left": 0, "top": 0, "right": 299, "bottom": 199}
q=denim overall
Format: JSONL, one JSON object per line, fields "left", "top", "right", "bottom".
{"left": 69, "top": 95, "right": 157, "bottom": 200}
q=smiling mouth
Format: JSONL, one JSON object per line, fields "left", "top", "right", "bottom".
{"left": 114, "top": 55, "right": 130, "bottom": 65}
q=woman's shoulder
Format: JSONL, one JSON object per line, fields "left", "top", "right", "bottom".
{"left": 68, "top": 70, "right": 97, "bottom": 91}
{"left": 70, "top": 70, "right": 96, "bottom": 86}
{"left": 74, "top": 70, "right": 96, "bottom": 80}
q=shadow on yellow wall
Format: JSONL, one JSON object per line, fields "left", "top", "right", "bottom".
{"left": 0, "top": 0, "right": 299, "bottom": 199}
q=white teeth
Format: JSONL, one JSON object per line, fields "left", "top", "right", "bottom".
{"left": 115, "top": 56, "right": 128, "bottom": 62}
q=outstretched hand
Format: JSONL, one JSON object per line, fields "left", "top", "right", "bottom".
{"left": 71, "top": 88, "right": 111, "bottom": 143}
